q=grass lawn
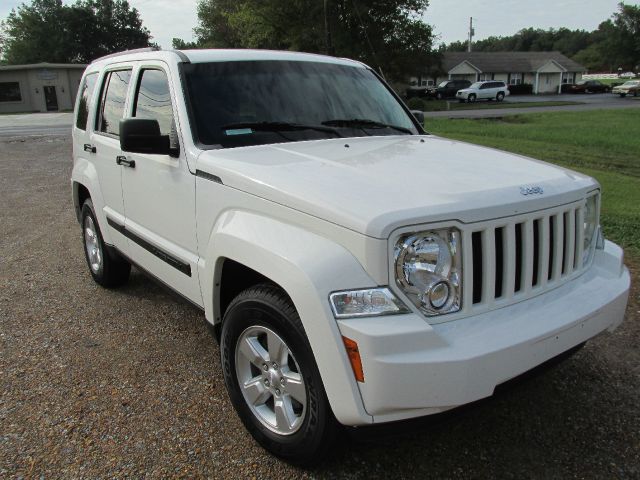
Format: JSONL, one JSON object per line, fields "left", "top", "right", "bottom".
{"left": 422, "top": 100, "right": 582, "bottom": 112}
{"left": 425, "top": 109, "right": 640, "bottom": 257}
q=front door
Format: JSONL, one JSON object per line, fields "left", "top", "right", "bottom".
{"left": 90, "top": 68, "right": 134, "bottom": 256}
{"left": 44, "top": 86, "right": 58, "bottom": 111}
{"left": 120, "top": 65, "right": 201, "bottom": 305}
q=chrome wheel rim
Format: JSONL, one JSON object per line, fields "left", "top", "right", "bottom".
{"left": 235, "top": 326, "right": 307, "bottom": 435}
{"left": 84, "top": 216, "right": 102, "bottom": 273}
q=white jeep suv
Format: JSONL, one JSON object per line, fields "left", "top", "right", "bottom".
{"left": 71, "top": 48, "right": 629, "bottom": 464}
{"left": 457, "top": 80, "right": 510, "bottom": 102}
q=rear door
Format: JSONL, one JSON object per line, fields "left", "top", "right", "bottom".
{"left": 120, "top": 63, "right": 201, "bottom": 305}
{"left": 90, "top": 68, "right": 134, "bottom": 255}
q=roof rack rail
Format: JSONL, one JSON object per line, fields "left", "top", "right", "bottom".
{"left": 91, "top": 46, "right": 161, "bottom": 63}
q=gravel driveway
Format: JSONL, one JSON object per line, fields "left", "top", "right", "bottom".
{"left": 1, "top": 135, "right": 638, "bottom": 478}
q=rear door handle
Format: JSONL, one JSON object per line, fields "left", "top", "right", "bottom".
{"left": 116, "top": 156, "right": 135, "bottom": 168}
{"left": 84, "top": 144, "right": 96, "bottom": 153}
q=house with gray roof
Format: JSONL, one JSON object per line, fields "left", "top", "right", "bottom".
{"left": 412, "top": 51, "right": 586, "bottom": 94}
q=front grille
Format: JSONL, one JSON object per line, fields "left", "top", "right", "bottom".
{"left": 461, "top": 201, "right": 585, "bottom": 313}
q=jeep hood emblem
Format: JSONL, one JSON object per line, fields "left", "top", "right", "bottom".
{"left": 520, "top": 185, "right": 544, "bottom": 196}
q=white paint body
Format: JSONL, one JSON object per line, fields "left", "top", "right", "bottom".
{"left": 71, "top": 49, "right": 629, "bottom": 426}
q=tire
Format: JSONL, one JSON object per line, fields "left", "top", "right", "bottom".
{"left": 220, "top": 284, "right": 337, "bottom": 465}
{"left": 467, "top": 94, "right": 476, "bottom": 103}
{"left": 620, "top": 93, "right": 626, "bottom": 98}
{"left": 436, "top": 92, "right": 443, "bottom": 100}
{"left": 81, "top": 199, "right": 130, "bottom": 287}
{"left": 497, "top": 92, "right": 505, "bottom": 102}
{"left": 634, "top": 91, "right": 638, "bottom": 97}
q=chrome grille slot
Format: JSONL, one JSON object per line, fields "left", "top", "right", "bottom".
{"left": 463, "top": 201, "right": 586, "bottom": 312}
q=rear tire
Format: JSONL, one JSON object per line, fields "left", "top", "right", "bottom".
{"left": 220, "top": 284, "right": 338, "bottom": 465}
{"left": 81, "top": 199, "right": 130, "bottom": 288}
{"left": 497, "top": 92, "right": 505, "bottom": 102}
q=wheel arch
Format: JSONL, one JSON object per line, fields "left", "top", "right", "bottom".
{"left": 201, "top": 209, "right": 375, "bottom": 425}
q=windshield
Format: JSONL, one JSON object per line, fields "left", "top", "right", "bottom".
{"left": 469, "top": 82, "right": 482, "bottom": 89}
{"left": 623, "top": 81, "right": 639, "bottom": 86}
{"left": 183, "top": 60, "right": 418, "bottom": 148}
{"left": 438, "top": 81, "right": 449, "bottom": 88}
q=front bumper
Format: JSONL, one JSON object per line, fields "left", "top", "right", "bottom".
{"left": 337, "top": 240, "right": 629, "bottom": 424}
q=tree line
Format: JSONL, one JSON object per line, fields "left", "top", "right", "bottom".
{"left": 1, "top": 0, "right": 637, "bottom": 78}
{"left": 446, "top": 3, "right": 640, "bottom": 72}
{"left": 0, "top": 0, "right": 153, "bottom": 64}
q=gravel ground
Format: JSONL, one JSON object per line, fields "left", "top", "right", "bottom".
{"left": 1, "top": 135, "right": 638, "bottom": 479}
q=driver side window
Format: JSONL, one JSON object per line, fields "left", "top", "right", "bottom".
{"left": 133, "top": 69, "right": 174, "bottom": 136}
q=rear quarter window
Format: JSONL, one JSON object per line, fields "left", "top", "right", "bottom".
{"left": 75, "top": 73, "right": 98, "bottom": 130}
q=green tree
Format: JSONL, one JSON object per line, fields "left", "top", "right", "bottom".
{"left": 188, "top": 0, "right": 437, "bottom": 80}
{"left": 0, "top": 0, "right": 153, "bottom": 64}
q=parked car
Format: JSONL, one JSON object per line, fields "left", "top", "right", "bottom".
{"left": 612, "top": 80, "right": 640, "bottom": 97}
{"left": 426, "top": 79, "right": 472, "bottom": 100}
{"left": 405, "top": 85, "right": 429, "bottom": 99}
{"left": 456, "top": 80, "right": 510, "bottom": 102}
{"left": 71, "top": 48, "right": 629, "bottom": 465}
{"left": 568, "top": 80, "right": 611, "bottom": 94}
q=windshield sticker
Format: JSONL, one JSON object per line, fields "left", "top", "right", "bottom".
{"left": 224, "top": 128, "right": 253, "bottom": 136}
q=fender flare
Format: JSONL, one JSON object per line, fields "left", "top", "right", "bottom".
{"left": 71, "top": 158, "right": 112, "bottom": 244}
{"left": 201, "top": 209, "right": 375, "bottom": 425}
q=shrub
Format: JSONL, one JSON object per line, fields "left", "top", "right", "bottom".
{"left": 406, "top": 97, "right": 426, "bottom": 110}
{"left": 508, "top": 83, "right": 534, "bottom": 95}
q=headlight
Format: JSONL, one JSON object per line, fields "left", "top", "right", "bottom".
{"left": 329, "top": 288, "right": 409, "bottom": 319}
{"left": 583, "top": 194, "right": 599, "bottom": 265}
{"left": 394, "top": 228, "right": 462, "bottom": 316}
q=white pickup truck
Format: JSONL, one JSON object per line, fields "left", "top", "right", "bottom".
{"left": 71, "top": 48, "right": 630, "bottom": 464}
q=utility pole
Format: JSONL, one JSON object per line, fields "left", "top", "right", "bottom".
{"left": 468, "top": 17, "right": 475, "bottom": 52}
{"left": 324, "top": 0, "right": 334, "bottom": 56}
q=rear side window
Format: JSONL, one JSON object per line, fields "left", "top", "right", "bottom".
{"left": 133, "top": 69, "right": 173, "bottom": 136}
{"left": 75, "top": 72, "right": 98, "bottom": 130}
{"left": 97, "top": 69, "right": 132, "bottom": 136}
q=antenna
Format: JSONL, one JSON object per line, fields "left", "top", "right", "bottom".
{"left": 468, "top": 17, "right": 475, "bottom": 52}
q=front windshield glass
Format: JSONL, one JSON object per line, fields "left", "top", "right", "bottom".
{"left": 623, "top": 81, "right": 639, "bottom": 86}
{"left": 438, "top": 81, "right": 449, "bottom": 87}
{"left": 183, "top": 60, "right": 418, "bottom": 148}
{"left": 469, "top": 82, "right": 482, "bottom": 89}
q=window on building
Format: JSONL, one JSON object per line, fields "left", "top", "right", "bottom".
{"left": 509, "top": 73, "right": 523, "bottom": 85}
{"left": 562, "top": 72, "right": 575, "bottom": 84}
{"left": 75, "top": 73, "right": 98, "bottom": 130}
{"left": 0, "top": 82, "right": 22, "bottom": 102}
{"left": 133, "top": 69, "right": 174, "bottom": 136}
{"left": 97, "top": 69, "right": 132, "bottom": 136}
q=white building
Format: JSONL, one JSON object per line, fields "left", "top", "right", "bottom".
{"left": 0, "top": 63, "right": 86, "bottom": 113}
{"left": 413, "top": 51, "right": 586, "bottom": 94}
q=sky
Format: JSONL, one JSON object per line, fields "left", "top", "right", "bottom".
{"left": 0, "top": 0, "right": 628, "bottom": 50}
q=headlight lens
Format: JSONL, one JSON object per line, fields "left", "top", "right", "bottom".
{"left": 395, "top": 228, "right": 462, "bottom": 316}
{"left": 583, "top": 194, "right": 599, "bottom": 265}
{"left": 329, "top": 287, "right": 409, "bottom": 319}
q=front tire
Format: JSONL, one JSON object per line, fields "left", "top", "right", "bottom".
{"left": 220, "top": 284, "right": 337, "bottom": 465}
{"left": 81, "top": 199, "right": 130, "bottom": 287}
{"left": 467, "top": 94, "right": 476, "bottom": 103}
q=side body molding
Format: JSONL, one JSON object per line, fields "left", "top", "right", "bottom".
{"left": 200, "top": 210, "right": 375, "bottom": 425}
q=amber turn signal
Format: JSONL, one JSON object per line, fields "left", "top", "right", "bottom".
{"left": 342, "top": 336, "right": 365, "bottom": 382}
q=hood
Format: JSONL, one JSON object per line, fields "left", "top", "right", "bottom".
{"left": 197, "top": 135, "right": 596, "bottom": 238}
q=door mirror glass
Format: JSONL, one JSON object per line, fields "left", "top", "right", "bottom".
{"left": 120, "top": 118, "right": 170, "bottom": 155}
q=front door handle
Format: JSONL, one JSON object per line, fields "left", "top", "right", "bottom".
{"left": 116, "top": 156, "right": 135, "bottom": 168}
{"left": 84, "top": 144, "right": 96, "bottom": 153}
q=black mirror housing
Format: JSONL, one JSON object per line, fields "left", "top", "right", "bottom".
{"left": 120, "top": 118, "right": 170, "bottom": 155}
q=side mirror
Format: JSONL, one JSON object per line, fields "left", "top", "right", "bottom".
{"left": 410, "top": 110, "right": 425, "bottom": 125}
{"left": 120, "top": 118, "right": 170, "bottom": 155}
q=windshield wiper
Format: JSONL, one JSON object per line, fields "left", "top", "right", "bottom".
{"left": 222, "top": 121, "right": 341, "bottom": 136}
{"left": 321, "top": 118, "right": 413, "bottom": 135}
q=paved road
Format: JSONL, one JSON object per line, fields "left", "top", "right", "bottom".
{"left": 1, "top": 93, "right": 638, "bottom": 136}
{"left": 425, "top": 94, "right": 640, "bottom": 119}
